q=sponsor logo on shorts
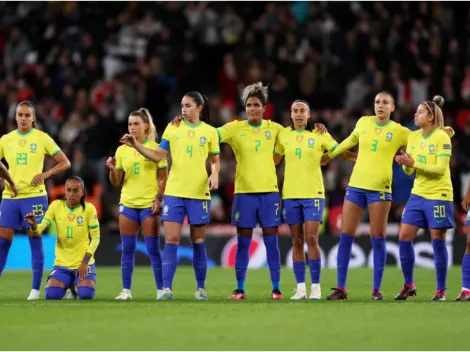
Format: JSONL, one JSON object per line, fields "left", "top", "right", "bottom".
{"left": 119, "top": 205, "right": 124, "bottom": 213}
{"left": 163, "top": 205, "right": 169, "bottom": 216}
{"left": 282, "top": 208, "right": 287, "bottom": 218}
{"left": 234, "top": 211, "right": 240, "bottom": 222}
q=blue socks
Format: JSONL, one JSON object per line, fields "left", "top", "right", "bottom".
{"left": 45, "top": 286, "right": 65, "bottom": 300}
{"left": 121, "top": 235, "right": 137, "bottom": 290}
{"left": 144, "top": 236, "right": 163, "bottom": 290}
{"left": 235, "top": 236, "right": 251, "bottom": 291}
{"left": 337, "top": 233, "right": 354, "bottom": 289}
{"left": 263, "top": 235, "right": 281, "bottom": 291}
{"left": 462, "top": 253, "right": 470, "bottom": 290}
{"left": 293, "top": 262, "right": 305, "bottom": 284}
{"left": 309, "top": 259, "right": 321, "bottom": 284}
{"left": 399, "top": 240, "right": 415, "bottom": 285}
{"left": 0, "top": 238, "right": 12, "bottom": 277}
{"left": 162, "top": 244, "right": 178, "bottom": 289}
{"left": 192, "top": 242, "right": 207, "bottom": 290}
{"left": 371, "top": 237, "right": 386, "bottom": 291}
{"left": 29, "top": 237, "right": 44, "bottom": 290}
{"left": 432, "top": 239, "right": 448, "bottom": 291}
{"left": 78, "top": 286, "right": 95, "bottom": 300}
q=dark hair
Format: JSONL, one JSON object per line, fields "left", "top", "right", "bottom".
{"left": 242, "top": 82, "right": 268, "bottom": 106}
{"left": 130, "top": 108, "right": 158, "bottom": 141}
{"left": 289, "top": 100, "right": 315, "bottom": 131}
{"left": 17, "top": 100, "right": 37, "bottom": 128}
{"left": 66, "top": 176, "right": 86, "bottom": 209}
{"left": 375, "top": 91, "right": 395, "bottom": 104}
{"left": 185, "top": 91, "right": 211, "bottom": 124}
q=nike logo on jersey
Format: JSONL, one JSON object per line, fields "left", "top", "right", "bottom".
{"left": 239, "top": 134, "right": 246, "bottom": 137}
{"left": 175, "top": 137, "right": 181, "bottom": 140}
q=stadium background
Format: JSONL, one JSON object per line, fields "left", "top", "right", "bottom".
{"left": 1, "top": 1, "right": 469, "bottom": 270}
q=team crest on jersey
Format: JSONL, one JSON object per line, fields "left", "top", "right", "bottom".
{"left": 135, "top": 151, "right": 140, "bottom": 157}
{"left": 265, "top": 131, "right": 271, "bottom": 140}
{"left": 234, "top": 211, "right": 240, "bottom": 221}
{"left": 77, "top": 216, "right": 84, "bottom": 225}
{"left": 19, "top": 140, "right": 26, "bottom": 147}
{"left": 375, "top": 128, "right": 381, "bottom": 135}
{"left": 308, "top": 138, "right": 315, "bottom": 148}
{"left": 68, "top": 214, "right": 75, "bottom": 221}
{"left": 296, "top": 135, "right": 303, "bottom": 143}
{"left": 30, "top": 143, "right": 37, "bottom": 152}
{"left": 199, "top": 137, "right": 206, "bottom": 145}
{"left": 254, "top": 128, "right": 260, "bottom": 134}
{"left": 188, "top": 131, "right": 195, "bottom": 138}
{"left": 163, "top": 205, "right": 169, "bottom": 215}
{"left": 385, "top": 132, "right": 393, "bottom": 141}
{"left": 429, "top": 144, "right": 435, "bottom": 153}
{"left": 421, "top": 142, "right": 426, "bottom": 150}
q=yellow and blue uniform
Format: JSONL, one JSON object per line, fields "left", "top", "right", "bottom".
{"left": 401, "top": 129, "right": 454, "bottom": 229}
{"left": 0, "top": 128, "right": 61, "bottom": 230}
{"left": 159, "top": 120, "right": 219, "bottom": 225}
{"left": 275, "top": 127, "right": 338, "bottom": 224}
{"left": 217, "top": 120, "right": 283, "bottom": 228}
{"left": 115, "top": 140, "right": 168, "bottom": 224}
{"left": 328, "top": 116, "right": 410, "bottom": 208}
{"left": 32, "top": 200, "right": 100, "bottom": 287}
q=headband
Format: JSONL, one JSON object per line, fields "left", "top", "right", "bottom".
{"left": 423, "top": 102, "right": 434, "bottom": 118}
{"left": 291, "top": 101, "right": 310, "bottom": 111}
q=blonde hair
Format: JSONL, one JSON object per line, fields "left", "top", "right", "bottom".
{"left": 131, "top": 108, "right": 158, "bottom": 141}
{"left": 242, "top": 82, "right": 268, "bottom": 106}
{"left": 422, "top": 95, "right": 445, "bottom": 128}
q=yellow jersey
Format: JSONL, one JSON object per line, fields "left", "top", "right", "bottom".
{"left": 328, "top": 116, "right": 409, "bottom": 193}
{"left": 162, "top": 121, "right": 219, "bottom": 200}
{"left": 115, "top": 140, "right": 168, "bottom": 208}
{"left": 275, "top": 128, "right": 338, "bottom": 199}
{"left": 0, "top": 129, "right": 61, "bottom": 199}
{"left": 217, "top": 120, "right": 283, "bottom": 194}
{"left": 406, "top": 129, "right": 453, "bottom": 201}
{"left": 33, "top": 200, "right": 100, "bottom": 269}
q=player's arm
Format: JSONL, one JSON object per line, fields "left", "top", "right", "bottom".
{"left": 25, "top": 203, "right": 55, "bottom": 236}
{"left": 339, "top": 151, "right": 357, "bottom": 163}
{"left": 108, "top": 149, "right": 124, "bottom": 186}
{"left": 462, "top": 180, "right": 470, "bottom": 210}
{"left": 273, "top": 138, "right": 284, "bottom": 166}
{"left": 208, "top": 129, "right": 221, "bottom": 190}
{"left": 85, "top": 206, "right": 101, "bottom": 260}
{"left": 413, "top": 155, "right": 449, "bottom": 176}
{"left": 120, "top": 133, "right": 168, "bottom": 163}
{"left": 156, "top": 165, "right": 168, "bottom": 200}
{"left": 0, "top": 161, "right": 18, "bottom": 196}
{"left": 327, "top": 131, "right": 359, "bottom": 159}
{"left": 217, "top": 121, "right": 236, "bottom": 144}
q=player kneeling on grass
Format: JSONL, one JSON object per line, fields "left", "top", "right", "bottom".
{"left": 24, "top": 176, "right": 100, "bottom": 300}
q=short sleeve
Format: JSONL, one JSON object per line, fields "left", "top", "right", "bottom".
{"left": 44, "top": 134, "right": 61, "bottom": 156}
{"left": 217, "top": 121, "right": 236, "bottom": 144}
{"left": 400, "top": 126, "right": 411, "bottom": 146}
{"left": 43, "top": 201, "right": 57, "bottom": 223}
{"left": 115, "top": 147, "right": 123, "bottom": 170}
{"left": 0, "top": 137, "right": 4, "bottom": 159}
{"left": 209, "top": 128, "right": 220, "bottom": 155}
{"left": 157, "top": 158, "right": 168, "bottom": 169}
{"left": 437, "top": 133, "right": 452, "bottom": 157}
{"left": 322, "top": 132, "right": 338, "bottom": 152}
{"left": 274, "top": 140, "right": 285, "bottom": 156}
{"left": 87, "top": 204, "right": 100, "bottom": 229}
{"left": 161, "top": 125, "right": 172, "bottom": 142}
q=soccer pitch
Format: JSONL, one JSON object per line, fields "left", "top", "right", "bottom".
{"left": 0, "top": 267, "right": 469, "bottom": 351}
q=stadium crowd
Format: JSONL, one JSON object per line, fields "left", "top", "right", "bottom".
{"left": 1, "top": 1, "right": 470, "bottom": 231}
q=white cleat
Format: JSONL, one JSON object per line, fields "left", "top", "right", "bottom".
{"left": 66, "top": 289, "right": 77, "bottom": 300}
{"left": 290, "top": 290, "right": 307, "bottom": 300}
{"left": 157, "top": 288, "right": 174, "bottom": 300}
{"left": 156, "top": 289, "right": 163, "bottom": 299}
{"left": 27, "top": 289, "right": 40, "bottom": 301}
{"left": 309, "top": 284, "right": 321, "bottom": 300}
{"left": 115, "top": 289, "right": 132, "bottom": 300}
{"left": 194, "top": 288, "right": 209, "bottom": 300}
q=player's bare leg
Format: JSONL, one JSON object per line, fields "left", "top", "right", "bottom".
{"left": 142, "top": 215, "right": 163, "bottom": 298}
{"left": 456, "top": 226, "right": 470, "bottom": 301}
{"left": 263, "top": 226, "right": 282, "bottom": 300}
{"left": 190, "top": 225, "right": 209, "bottom": 300}
{"left": 368, "top": 200, "right": 392, "bottom": 300}
{"left": 290, "top": 224, "right": 307, "bottom": 300}
{"left": 305, "top": 221, "right": 321, "bottom": 299}
{"left": 430, "top": 228, "right": 447, "bottom": 301}
{"left": 158, "top": 221, "right": 183, "bottom": 300}
{"left": 229, "top": 228, "right": 253, "bottom": 300}
{"left": 327, "top": 200, "right": 363, "bottom": 300}
{"left": 0, "top": 227, "right": 15, "bottom": 281}
{"left": 395, "top": 224, "right": 419, "bottom": 300}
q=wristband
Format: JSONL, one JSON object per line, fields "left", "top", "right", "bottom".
{"left": 82, "top": 256, "right": 91, "bottom": 263}
{"left": 157, "top": 194, "right": 163, "bottom": 202}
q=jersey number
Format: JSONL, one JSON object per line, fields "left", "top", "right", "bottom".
{"left": 32, "top": 204, "right": 44, "bottom": 217}
{"left": 255, "top": 140, "right": 261, "bottom": 152}
{"left": 417, "top": 154, "right": 427, "bottom": 164}
{"left": 275, "top": 203, "right": 280, "bottom": 216}
{"left": 314, "top": 199, "right": 321, "bottom": 211}
{"left": 66, "top": 225, "right": 74, "bottom": 239}
{"left": 433, "top": 205, "right": 446, "bottom": 218}
{"left": 371, "top": 139, "right": 378, "bottom": 152}
{"left": 16, "top": 152, "right": 28, "bottom": 165}
{"left": 187, "top": 145, "right": 193, "bottom": 158}
{"left": 295, "top": 148, "right": 302, "bottom": 160}
{"left": 133, "top": 162, "right": 140, "bottom": 175}
{"left": 202, "top": 201, "right": 208, "bottom": 213}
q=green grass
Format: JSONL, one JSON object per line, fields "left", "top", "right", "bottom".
{"left": 0, "top": 267, "right": 469, "bottom": 350}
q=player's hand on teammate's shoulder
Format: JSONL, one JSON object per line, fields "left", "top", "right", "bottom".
{"left": 120, "top": 134, "right": 136, "bottom": 147}
{"left": 171, "top": 115, "right": 183, "bottom": 126}
{"left": 24, "top": 213, "right": 37, "bottom": 226}
{"left": 106, "top": 156, "right": 117, "bottom": 170}
{"left": 314, "top": 123, "right": 328, "bottom": 134}
{"left": 320, "top": 153, "right": 331, "bottom": 166}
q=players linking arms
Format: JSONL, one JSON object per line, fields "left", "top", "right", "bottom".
{"left": 274, "top": 100, "right": 356, "bottom": 300}
{"left": 121, "top": 91, "right": 220, "bottom": 301}
{"left": 24, "top": 176, "right": 100, "bottom": 300}
{"left": 394, "top": 95, "right": 454, "bottom": 301}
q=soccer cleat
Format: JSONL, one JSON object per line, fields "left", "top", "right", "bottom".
{"left": 157, "top": 288, "right": 174, "bottom": 300}
{"left": 194, "top": 288, "right": 209, "bottom": 300}
{"left": 115, "top": 289, "right": 132, "bottom": 300}
{"left": 271, "top": 289, "right": 283, "bottom": 300}
{"left": 228, "top": 289, "right": 246, "bottom": 300}
{"left": 394, "top": 284, "right": 417, "bottom": 300}
{"left": 455, "top": 289, "right": 470, "bottom": 301}
{"left": 431, "top": 289, "right": 446, "bottom": 301}
{"left": 326, "top": 288, "right": 348, "bottom": 300}
{"left": 372, "top": 289, "right": 384, "bottom": 300}
{"left": 290, "top": 289, "right": 307, "bottom": 300}
{"left": 66, "top": 289, "right": 77, "bottom": 300}
{"left": 27, "top": 289, "right": 40, "bottom": 301}
{"left": 156, "top": 289, "right": 163, "bottom": 299}
{"left": 309, "top": 284, "right": 321, "bottom": 300}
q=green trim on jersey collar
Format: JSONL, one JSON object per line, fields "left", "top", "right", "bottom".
{"left": 246, "top": 120, "right": 264, "bottom": 129}
{"left": 183, "top": 120, "right": 202, "bottom": 128}
{"left": 66, "top": 204, "right": 80, "bottom": 212}
{"left": 16, "top": 128, "right": 35, "bottom": 137}
{"left": 421, "top": 128, "right": 436, "bottom": 140}
{"left": 374, "top": 119, "right": 391, "bottom": 127}
{"left": 294, "top": 129, "right": 305, "bottom": 133}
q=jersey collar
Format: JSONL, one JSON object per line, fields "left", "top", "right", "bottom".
{"left": 421, "top": 128, "right": 436, "bottom": 140}
{"left": 183, "top": 120, "right": 203, "bottom": 128}
{"left": 16, "top": 128, "right": 35, "bottom": 137}
{"left": 246, "top": 120, "right": 264, "bottom": 129}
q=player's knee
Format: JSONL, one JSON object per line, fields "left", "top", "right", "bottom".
{"left": 292, "top": 235, "right": 304, "bottom": 248}
{"left": 45, "top": 286, "right": 66, "bottom": 300}
{"left": 77, "top": 286, "right": 95, "bottom": 300}
{"left": 305, "top": 234, "right": 319, "bottom": 248}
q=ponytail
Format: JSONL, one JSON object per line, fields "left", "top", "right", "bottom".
{"left": 422, "top": 95, "right": 445, "bottom": 128}
{"left": 130, "top": 108, "right": 159, "bottom": 142}
{"left": 184, "top": 91, "right": 211, "bottom": 125}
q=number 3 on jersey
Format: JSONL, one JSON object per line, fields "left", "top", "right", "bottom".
{"left": 371, "top": 139, "right": 379, "bottom": 152}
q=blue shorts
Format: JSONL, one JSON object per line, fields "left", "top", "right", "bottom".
{"left": 345, "top": 186, "right": 392, "bottom": 209}
{"left": 466, "top": 208, "right": 470, "bottom": 227}
{"left": 0, "top": 195, "right": 48, "bottom": 231}
{"left": 119, "top": 204, "right": 153, "bottom": 224}
{"left": 282, "top": 198, "right": 325, "bottom": 225}
{"left": 48, "top": 264, "right": 96, "bottom": 288}
{"left": 231, "top": 192, "right": 281, "bottom": 228}
{"left": 401, "top": 194, "right": 454, "bottom": 229}
{"left": 161, "top": 195, "right": 210, "bottom": 225}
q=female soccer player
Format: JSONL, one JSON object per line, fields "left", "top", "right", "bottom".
{"left": 0, "top": 101, "right": 71, "bottom": 300}
{"left": 394, "top": 95, "right": 454, "bottom": 301}
{"left": 274, "top": 100, "right": 356, "bottom": 300}
{"left": 107, "top": 108, "right": 168, "bottom": 300}
{"left": 456, "top": 181, "right": 470, "bottom": 301}
{"left": 24, "top": 176, "right": 100, "bottom": 300}
{"left": 120, "top": 92, "right": 220, "bottom": 300}
{"left": 322, "top": 92, "right": 454, "bottom": 300}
